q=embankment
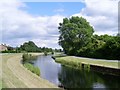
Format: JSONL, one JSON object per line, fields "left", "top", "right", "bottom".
{"left": 1, "top": 53, "right": 58, "bottom": 88}
{"left": 54, "top": 56, "right": 120, "bottom": 76}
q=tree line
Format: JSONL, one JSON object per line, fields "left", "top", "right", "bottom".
{"left": 1, "top": 41, "right": 62, "bottom": 53}
{"left": 58, "top": 16, "right": 120, "bottom": 60}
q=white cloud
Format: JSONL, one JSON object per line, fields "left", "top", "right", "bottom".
{"left": 1, "top": 0, "right": 118, "bottom": 49}
{"left": 1, "top": 0, "right": 64, "bottom": 48}
{"left": 73, "top": 0, "right": 118, "bottom": 35}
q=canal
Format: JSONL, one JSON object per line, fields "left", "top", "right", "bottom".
{"left": 33, "top": 55, "right": 119, "bottom": 89}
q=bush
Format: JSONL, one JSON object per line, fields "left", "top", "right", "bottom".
{"left": 22, "top": 53, "right": 37, "bottom": 63}
{"left": 51, "top": 51, "right": 54, "bottom": 55}
{"left": 1, "top": 50, "right": 17, "bottom": 53}
{"left": 24, "top": 63, "right": 40, "bottom": 76}
{"left": 44, "top": 51, "right": 47, "bottom": 56}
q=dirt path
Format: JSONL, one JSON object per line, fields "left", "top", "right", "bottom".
{"left": 2, "top": 53, "right": 58, "bottom": 88}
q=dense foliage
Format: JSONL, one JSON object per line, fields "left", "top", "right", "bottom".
{"left": 20, "top": 41, "right": 39, "bottom": 52}
{"left": 58, "top": 16, "right": 120, "bottom": 60}
{"left": 1, "top": 41, "right": 62, "bottom": 53}
{"left": 58, "top": 16, "right": 94, "bottom": 55}
{"left": 1, "top": 50, "right": 17, "bottom": 53}
{"left": 19, "top": 41, "right": 61, "bottom": 53}
{"left": 20, "top": 41, "right": 53, "bottom": 52}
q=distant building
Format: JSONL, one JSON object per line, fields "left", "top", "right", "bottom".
{"left": 0, "top": 44, "right": 8, "bottom": 51}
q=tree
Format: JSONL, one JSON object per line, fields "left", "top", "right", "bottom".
{"left": 7, "top": 46, "right": 14, "bottom": 51}
{"left": 58, "top": 16, "right": 94, "bottom": 55}
{"left": 97, "top": 36, "right": 120, "bottom": 59}
{"left": 20, "top": 41, "right": 39, "bottom": 52}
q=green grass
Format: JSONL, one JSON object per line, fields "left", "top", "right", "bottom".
{"left": 0, "top": 76, "right": 7, "bottom": 89}
{"left": 0, "top": 80, "right": 2, "bottom": 89}
{"left": 24, "top": 63, "right": 40, "bottom": 76}
{"left": 55, "top": 56, "right": 119, "bottom": 69}
{"left": 22, "top": 53, "right": 40, "bottom": 76}
{"left": 1, "top": 79, "right": 7, "bottom": 88}
{"left": 52, "top": 53, "right": 66, "bottom": 58}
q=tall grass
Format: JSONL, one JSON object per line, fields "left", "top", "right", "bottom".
{"left": 24, "top": 63, "right": 40, "bottom": 76}
{"left": 56, "top": 59, "right": 90, "bottom": 71}
{"left": 22, "top": 53, "right": 40, "bottom": 76}
{"left": 84, "top": 64, "right": 90, "bottom": 71}
{"left": 22, "top": 53, "right": 37, "bottom": 63}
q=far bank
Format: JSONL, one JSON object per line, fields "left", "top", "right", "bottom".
{"left": 54, "top": 56, "right": 120, "bottom": 76}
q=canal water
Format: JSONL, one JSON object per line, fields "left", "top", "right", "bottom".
{"left": 33, "top": 55, "right": 119, "bottom": 89}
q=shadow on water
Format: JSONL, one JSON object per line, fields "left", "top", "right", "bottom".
{"left": 33, "top": 55, "right": 119, "bottom": 89}
{"left": 58, "top": 65, "right": 119, "bottom": 89}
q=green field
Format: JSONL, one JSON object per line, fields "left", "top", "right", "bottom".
{"left": 0, "top": 53, "right": 58, "bottom": 88}
{"left": 55, "top": 56, "right": 119, "bottom": 69}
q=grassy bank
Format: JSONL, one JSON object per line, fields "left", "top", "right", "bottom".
{"left": 24, "top": 63, "right": 40, "bottom": 76}
{"left": 1, "top": 53, "right": 58, "bottom": 88}
{"left": 22, "top": 53, "right": 40, "bottom": 76}
{"left": 55, "top": 56, "right": 119, "bottom": 69}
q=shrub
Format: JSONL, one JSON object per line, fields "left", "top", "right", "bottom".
{"left": 44, "top": 51, "right": 47, "bottom": 56}
{"left": 51, "top": 51, "right": 54, "bottom": 55}
{"left": 1, "top": 50, "right": 16, "bottom": 53}
{"left": 22, "top": 53, "right": 37, "bottom": 63}
{"left": 22, "top": 53, "right": 29, "bottom": 62}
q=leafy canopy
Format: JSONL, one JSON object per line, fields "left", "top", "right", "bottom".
{"left": 58, "top": 16, "right": 94, "bottom": 55}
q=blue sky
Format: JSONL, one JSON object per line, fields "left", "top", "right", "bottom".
{"left": 1, "top": 0, "right": 118, "bottom": 48}
{"left": 23, "top": 2, "right": 85, "bottom": 16}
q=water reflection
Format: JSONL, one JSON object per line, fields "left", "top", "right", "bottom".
{"left": 33, "top": 55, "right": 119, "bottom": 89}
{"left": 33, "top": 55, "right": 61, "bottom": 85}
{"left": 58, "top": 65, "right": 119, "bottom": 89}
